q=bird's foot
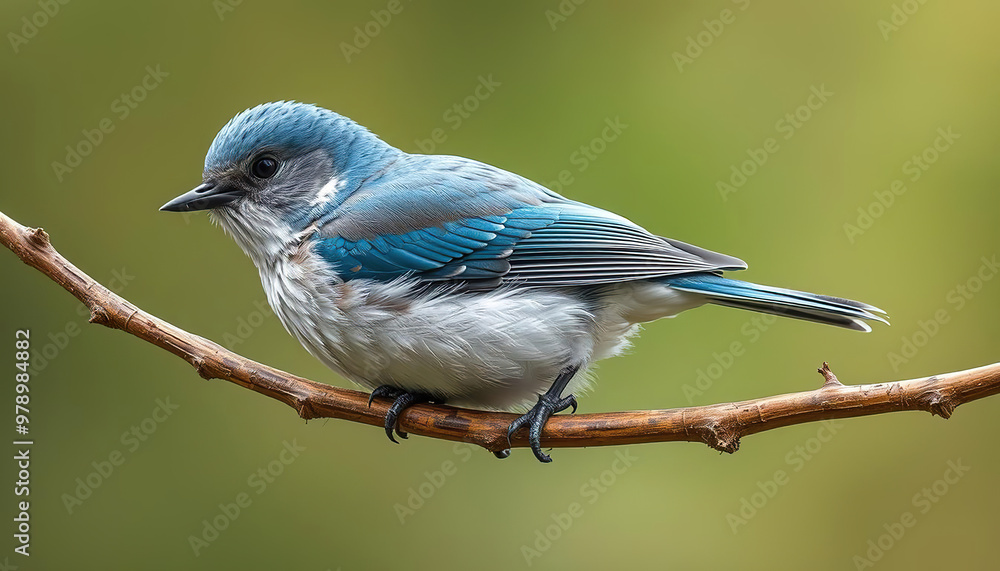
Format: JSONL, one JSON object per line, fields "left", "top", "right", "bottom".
{"left": 507, "top": 392, "right": 578, "bottom": 463}
{"left": 368, "top": 385, "right": 439, "bottom": 443}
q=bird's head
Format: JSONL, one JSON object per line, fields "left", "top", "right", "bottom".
{"left": 160, "top": 101, "right": 398, "bottom": 231}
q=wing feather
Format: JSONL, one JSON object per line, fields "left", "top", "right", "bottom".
{"left": 312, "top": 156, "right": 745, "bottom": 287}
{"left": 316, "top": 202, "right": 744, "bottom": 287}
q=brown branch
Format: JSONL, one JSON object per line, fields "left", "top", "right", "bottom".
{"left": 3, "top": 208, "right": 1000, "bottom": 456}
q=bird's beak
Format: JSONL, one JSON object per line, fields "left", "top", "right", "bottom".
{"left": 159, "top": 181, "right": 245, "bottom": 212}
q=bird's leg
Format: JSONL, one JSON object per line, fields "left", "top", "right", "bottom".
{"left": 368, "top": 385, "right": 440, "bottom": 443}
{"left": 505, "top": 365, "right": 580, "bottom": 463}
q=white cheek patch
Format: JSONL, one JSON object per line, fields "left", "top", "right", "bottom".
{"left": 310, "top": 175, "right": 343, "bottom": 206}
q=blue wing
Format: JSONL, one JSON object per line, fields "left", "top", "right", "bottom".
{"left": 313, "top": 156, "right": 746, "bottom": 289}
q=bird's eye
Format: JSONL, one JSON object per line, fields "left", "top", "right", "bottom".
{"left": 251, "top": 156, "right": 279, "bottom": 179}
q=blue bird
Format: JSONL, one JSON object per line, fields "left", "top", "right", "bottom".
{"left": 161, "top": 101, "right": 888, "bottom": 462}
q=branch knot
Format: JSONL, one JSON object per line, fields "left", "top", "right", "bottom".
{"left": 88, "top": 306, "right": 111, "bottom": 326}
{"left": 27, "top": 227, "right": 49, "bottom": 247}
{"left": 700, "top": 422, "right": 741, "bottom": 454}
{"left": 920, "top": 389, "right": 956, "bottom": 419}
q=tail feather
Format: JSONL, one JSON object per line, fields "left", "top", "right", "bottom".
{"left": 664, "top": 274, "right": 889, "bottom": 332}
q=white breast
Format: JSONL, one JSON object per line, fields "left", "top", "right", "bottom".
{"left": 261, "top": 249, "right": 604, "bottom": 409}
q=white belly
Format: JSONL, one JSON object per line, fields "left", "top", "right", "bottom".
{"left": 257, "top": 250, "right": 703, "bottom": 410}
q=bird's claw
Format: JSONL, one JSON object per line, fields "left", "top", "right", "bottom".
{"left": 368, "top": 385, "right": 398, "bottom": 407}
{"left": 507, "top": 392, "right": 578, "bottom": 463}
{"left": 368, "top": 385, "right": 436, "bottom": 443}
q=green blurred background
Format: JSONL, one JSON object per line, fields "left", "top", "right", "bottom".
{"left": 2, "top": 1, "right": 999, "bottom": 569}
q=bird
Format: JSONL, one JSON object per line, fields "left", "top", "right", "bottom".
{"left": 161, "top": 101, "right": 888, "bottom": 462}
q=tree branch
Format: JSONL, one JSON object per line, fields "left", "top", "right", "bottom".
{"left": 3, "top": 208, "right": 999, "bottom": 456}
